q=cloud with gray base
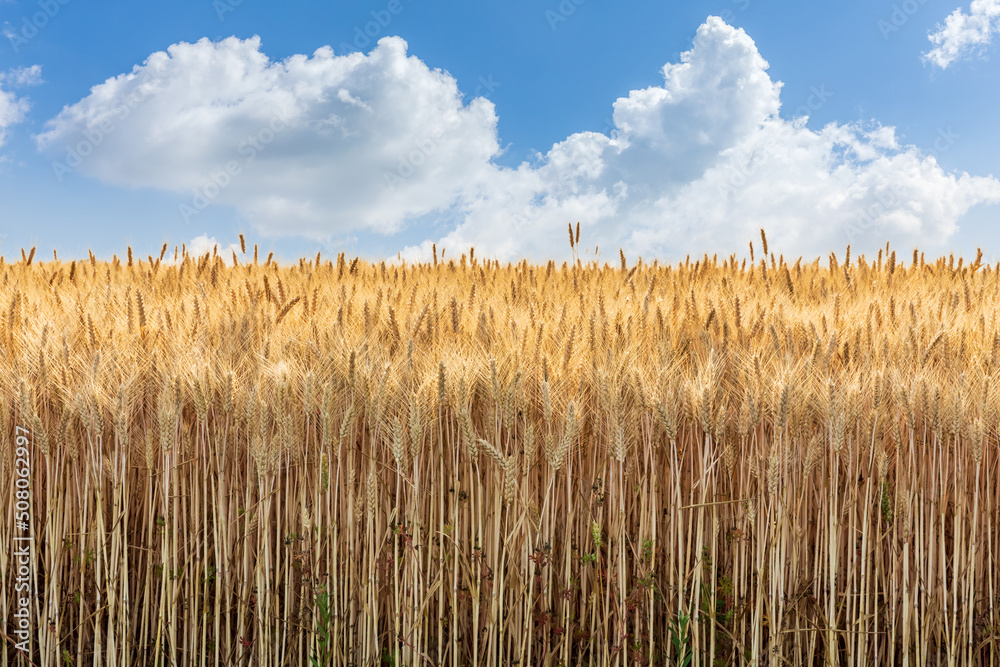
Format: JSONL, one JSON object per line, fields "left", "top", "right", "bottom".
{"left": 924, "top": 0, "right": 1000, "bottom": 69}
{"left": 35, "top": 19, "right": 1000, "bottom": 261}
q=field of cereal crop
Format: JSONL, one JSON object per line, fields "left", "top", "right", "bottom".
{"left": 3, "top": 231, "right": 1000, "bottom": 665}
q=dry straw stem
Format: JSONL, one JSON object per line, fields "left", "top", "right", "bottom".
{"left": 1, "top": 240, "right": 999, "bottom": 665}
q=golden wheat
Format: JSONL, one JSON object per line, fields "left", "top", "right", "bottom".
{"left": 0, "top": 240, "right": 999, "bottom": 665}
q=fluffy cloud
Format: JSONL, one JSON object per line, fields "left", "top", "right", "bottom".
{"left": 7, "top": 65, "right": 43, "bottom": 86}
{"left": 924, "top": 0, "right": 1000, "bottom": 69}
{"left": 0, "top": 65, "right": 40, "bottom": 147}
{"left": 36, "top": 19, "right": 1000, "bottom": 261}
{"left": 418, "top": 17, "right": 999, "bottom": 261}
{"left": 184, "top": 234, "right": 241, "bottom": 264}
{"left": 36, "top": 36, "right": 500, "bottom": 235}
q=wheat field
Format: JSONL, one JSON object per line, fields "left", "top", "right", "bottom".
{"left": 2, "top": 231, "right": 999, "bottom": 666}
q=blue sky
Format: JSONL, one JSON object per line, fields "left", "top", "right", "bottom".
{"left": 1, "top": 0, "right": 999, "bottom": 263}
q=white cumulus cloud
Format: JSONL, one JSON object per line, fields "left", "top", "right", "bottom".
{"left": 35, "top": 19, "right": 1000, "bottom": 261}
{"left": 7, "top": 65, "right": 43, "bottom": 86}
{"left": 183, "top": 234, "right": 241, "bottom": 264}
{"left": 36, "top": 36, "right": 500, "bottom": 235}
{"left": 924, "top": 0, "right": 1000, "bottom": 69}
{"left": 414, "top": 17, "right": 999, "bottom": 261}
{"left": 0, "top": 65, "right": 40, "bottom": 147}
